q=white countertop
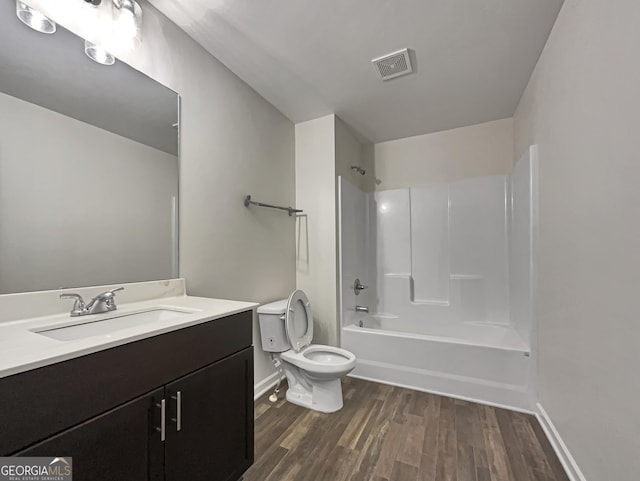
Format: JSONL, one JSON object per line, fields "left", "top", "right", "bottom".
{"left": 0, "top": 295, "right": 257, "bottom": 379}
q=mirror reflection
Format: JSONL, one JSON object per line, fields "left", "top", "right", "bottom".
{"left": 0, "top": 0, "right": 180, "bottom": 294}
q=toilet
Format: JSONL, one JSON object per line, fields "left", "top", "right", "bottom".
{"left": 258, "top": 290, "right": 357, "bottom": 413}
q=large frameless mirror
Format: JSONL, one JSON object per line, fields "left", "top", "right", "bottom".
{"left": 0, "top": 0, "right": 180, "bottom": 294}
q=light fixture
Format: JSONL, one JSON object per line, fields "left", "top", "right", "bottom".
{"left": 112, "top": 0, "right": 141, "bottom": 49}
{"left": 15, "top": 0, "right": 56, "bottom": 34}
{"left": 84, "top": 40, "right": 116, "bottom": 66}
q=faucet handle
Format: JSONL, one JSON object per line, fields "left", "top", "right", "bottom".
{"left": 105, "top": 287, "right": 124, "bottom": 308}
{"left": 60, "top": 293, "right": 87, "bottom": 316}
{"left": 93, "top": 286, "right": 124, "bottom": 300}
{"left": 104, "top": 287, "right": 124, "bottom": 297}
{"left": 89, "top": 287, "right": 124, "bottom": 311}
{"left": 354, "top": 278, "right": 369, "bottom": 295}
{"left": 60, "top": 292, "right": 85, "bottom": 305}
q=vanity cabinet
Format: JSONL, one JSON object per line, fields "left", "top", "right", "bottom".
{"left": 16, "top": 389, "right": 166, "bottom": 481}
{"left": 1, "top": 310, "right": 254, "bottom": 481}
{"left": 165, "top": 349, "right": 253, "bottom": 481}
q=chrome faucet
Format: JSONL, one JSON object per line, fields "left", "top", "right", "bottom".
{"left": 60, "top": 287, "right": 124, "bottom": 317}
{"left": 59, "top": 293, "right": 87, "bottom": 317}
{"left": 355, "top": 305, "right": 369, "bottom": 313}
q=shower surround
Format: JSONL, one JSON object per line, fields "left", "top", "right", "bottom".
{"left": 339, "top": 146, "right": 537, "bottom": 411}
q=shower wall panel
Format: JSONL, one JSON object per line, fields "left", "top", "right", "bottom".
{"left": 410, "top": 184, "right": 450, "bottom": 304}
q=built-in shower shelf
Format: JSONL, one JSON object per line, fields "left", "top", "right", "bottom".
{"left": 368, "top": 313, "right": 400, "bottom": 320}
{"left": 411, "top": 299, "right": 450, "bottom": 307}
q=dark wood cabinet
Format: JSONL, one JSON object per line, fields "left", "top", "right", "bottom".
{"left": 166, "top": 348, "right": 253, "bottom": 481}
{"left": 2, "top": 310, "right": 254, "bottom": 481}
{"left": 17, "top": 388, "right": 166, "bottom": 481}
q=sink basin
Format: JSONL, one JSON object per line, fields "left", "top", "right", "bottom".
{"left": 34, "top": 308, "right": 194, "bottom": 341}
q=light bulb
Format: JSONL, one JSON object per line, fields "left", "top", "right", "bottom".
{"left": 84, "top": 40, "right": 116, "bottom": 66}
{"left": 110, "top": 0, "right": 140, "bottom": 51}
{"left": 16, "top": 0, "right": 56, "bottom": 34}
{"left": 116, "top": 8, "right": 137, "bottom": 40}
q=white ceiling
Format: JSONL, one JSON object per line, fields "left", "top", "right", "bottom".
{"left": 149, "top": 0, "right": 563, "bottom": 143}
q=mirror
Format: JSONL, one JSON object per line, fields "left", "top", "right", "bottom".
{"left": 0, "top": 0, "right": 180, "bottom": 294}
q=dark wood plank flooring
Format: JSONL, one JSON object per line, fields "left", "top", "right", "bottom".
{"left": 243, "top": 377, "right": 568, "bottom": 481}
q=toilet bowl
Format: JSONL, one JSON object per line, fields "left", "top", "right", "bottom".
{"left": 281, "top": 345, "right": 356, "bottom": 378}
{"left": 257, "top": 290, "right": 357, "bottom": 413}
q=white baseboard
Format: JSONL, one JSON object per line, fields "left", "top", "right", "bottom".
{"left": 348, "top": 359, "right": 533, "bottom": 413}
{"left": 348, "top": 372, "right": 534, "bottom": 415}
{"left": 535, "top": 403, "right": 587, "bottom": 481}
{"left": 254, "top": 372, "right": 283, "bottom": 400}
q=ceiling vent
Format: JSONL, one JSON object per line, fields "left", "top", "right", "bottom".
{"left": 372, "top": 48, "right": 413, "bottom": 81}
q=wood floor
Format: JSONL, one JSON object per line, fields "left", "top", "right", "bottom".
{"left": 243, "top": 377, "right": 568, "bottom": 481}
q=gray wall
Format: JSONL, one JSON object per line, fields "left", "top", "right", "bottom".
{"left": 28, "top": 0, "right": 296, "bottom": 387}
{"left": 373, "top": 119, "right": 514, "bottom": 191}
{"left": 514, "top": 1, "right": 640, "bottom": 479}
{"left": 0, "top": 91, "right": 178, "bottom": 294}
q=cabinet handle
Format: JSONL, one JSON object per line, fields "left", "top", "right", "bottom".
{"left": 155, "top": 399, "right": 166, "bottom": 442}
{"left": 171, "top": 391, "right": 182, "bottom": 432}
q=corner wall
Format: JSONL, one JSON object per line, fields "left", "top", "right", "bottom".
{"left": 514, "top": 1, "right": 640, "bottom": 479}
{"left": 335, "top": 117, "right": 376, "bottom": 192}
{"left": 295, "top": 115, "right": 338, "bottom": 346}
{"left": 295, "top": 115, "right": 367, "bottom": 346}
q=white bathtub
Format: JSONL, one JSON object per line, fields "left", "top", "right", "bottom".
{"left": 342, "top": 315, "right": 534, "bottom": 411}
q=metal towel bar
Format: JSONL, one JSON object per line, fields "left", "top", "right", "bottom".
{"left": 244, "top": 195, "right": 303, "bottom": 216}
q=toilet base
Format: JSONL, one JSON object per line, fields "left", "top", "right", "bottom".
{"left": 285, "top": 377, "right": 344, "bottom": 413}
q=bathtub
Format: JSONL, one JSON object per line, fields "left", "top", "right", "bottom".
{"left": 341, "top": 315, "right": 534, "bottom": 411}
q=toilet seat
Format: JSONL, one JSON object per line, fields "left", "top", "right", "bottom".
{"left": 285, "top": 290, "right": 313, "bottom": 352}
{"left": 281, "top": 345, "right": 357, "bottom": 374}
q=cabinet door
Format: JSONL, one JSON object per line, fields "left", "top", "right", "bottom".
{"left": 17, "top": 388, "right": 165, "bottom": 481}
{"left": 165, "top": 347, "right": 254, "bottom": 481}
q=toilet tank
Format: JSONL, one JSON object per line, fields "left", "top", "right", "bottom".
{"left": 257, "top": 299, "right": 290, "bottom": 353}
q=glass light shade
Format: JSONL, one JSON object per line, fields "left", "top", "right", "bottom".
{"left": 111, "top": 0, "right": 141, "bottom": 51}
{"left": 84, "top": 40, "right": 116, "bottom": 66}
{"left": 16, "top": 1, "right": 56, "bottom": 34}
{"left": 116, "top": 8, "right": 137, "bottom": 40}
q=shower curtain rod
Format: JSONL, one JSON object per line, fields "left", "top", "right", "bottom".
{"left": 244, "top": 195, "right": 303, "bottom": 216}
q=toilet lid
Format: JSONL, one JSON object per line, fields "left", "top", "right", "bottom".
{"left": 285, "top": 290, "right": 313, "bottom": 353}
